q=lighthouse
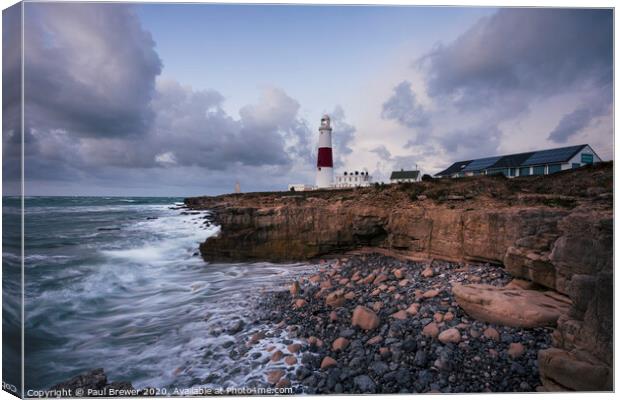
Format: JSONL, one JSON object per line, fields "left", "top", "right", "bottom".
{"left": 316, "top": 114, "right": 334, "bottom": 188}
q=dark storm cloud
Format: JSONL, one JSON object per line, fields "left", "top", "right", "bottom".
{"left": 2, "top": 3, "right": 23, "bottom": 193}
{"left": 16, "top": 3, "right": 323, "bottom": 194}
{"left": 419, "top": 8, "right": 612, "bottom": 108}
{"left": 381, "top": 81, "right": 429, "bottom": 128}
{"left": 24, "top": 3, "right": 162, "bottom": 139}
{"left": 384, "top": 8, "right": 612, "bottom": 162}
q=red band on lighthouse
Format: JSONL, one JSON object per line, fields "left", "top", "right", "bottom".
{"left": 317, "top": 147, "right": 333, "bottom": 168}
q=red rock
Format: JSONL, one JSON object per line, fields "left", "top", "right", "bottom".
{"left": 434, "top": 312, "right": 444, "bottom": 322}
{"left": 394, "top": 294, "right": 402, "bottom": 300}
{"left": 393, "top": 268, "right": 405, "bottom": 279}
{"left": 370, "top": 289, "right": 381, "bottom": 296}
{"left": 284, "top": 355, "right": 297, "bottom": 365}
{"left": 248, "top": 331, "right": 265, "bottom": 345}
{"left": 351, "top": 305, "right": 380, "bottom": 330}
{"left": 366, "top": 335, "right": 383, "bottom": 345}
{"left": 290, "top": 281, "right": 301, "bottom": 297}
{"left": 483, "top": 327, "right": 500, "bottom": 341}
{"left": 379, "top": 347, "right": 390, "bottom": 356}
{"left": 406, "top": 303, "right": 420, "bottom": 315}
{"left": 320, "top": 280, "right": 333, "bottom": 289}
{"left": 444, "top": 311, "right": 455, "bottom": 321}
{"left": 422, "top": 289, "right": 440, "bottom": 298}
{"left": 309, "top": 274, "right": 321, "bottom": 283}
{"left": 287, "top": 343, "right": 301, "bottom": 353}
{"left": 489, "top": 349, "right": 499, "bottom": 358}
{"left": 373, "top": 274, "right": 388, "bottom": 285}
{"left": 422, "top": 267, "right": 434, "bottom": 278}
{"left": 391, "top": 310, "right": 408, "bottom": 320}
{"left": 266, "top": 369, "right": 285, "bottom": 385}
{"left": 344, "top": 291, "right": 355, "bottom": 300}
{"left": 452, "top": 283, "right": 570, "bottom": 328}
{"left": 329, "top": 311, "right": 338, "bottom": 321}
{"left": 271, "top": 350, "right": 284, "bottom": 362}
{"left": 508, "top": 343, "right": 525, "bottom": 358}
{"left": 422, "top": 322, "right": 439, "bottom": 338}
{"left": 339, "top": 278, "right": 349, "bottom": 285}
{"left": 325, "top": 292, "right": 345, "bottom": 307}
{"left": 332, "top": 337, "right": 350, "bottom": 351}
{"left": 308, "top": 336, "right": 323, "bottom": 348}
{"left": 294, "top": 299, "right": 307, "bottom": 308}
{"left": 361, "top": 274, "right": 376, "bottom": 284}
{"left": 398, "top": 279, "right": 409, "bottom": 287}
{"left": 320, "top": 356, "right": 337, "bottom": 369}
{"left": 438, "top": 328, "right": 461, "bottom": 344}
{"left": 372, "top": 301, "right": 383, "bottom": 312}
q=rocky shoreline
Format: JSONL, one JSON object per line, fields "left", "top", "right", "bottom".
{"left": 253, "top": 253, "right": 554, "bottom": 393}
{"left": 186, "top": 163, "right": 613, "bottom": 391}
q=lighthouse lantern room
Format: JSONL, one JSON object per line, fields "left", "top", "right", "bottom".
{"left": 316, "top": 114, "right": 334, "bottom": 188}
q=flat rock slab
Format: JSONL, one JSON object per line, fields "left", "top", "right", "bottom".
{"left": 452, "top": 283, "right": 571, "bottom": 328}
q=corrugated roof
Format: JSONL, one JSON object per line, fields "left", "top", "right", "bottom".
{"left": 390, "top": 170, "right": 420, "bottom": 180}
{"left": 435, "top": 160, "right": 472, "bottom": 177}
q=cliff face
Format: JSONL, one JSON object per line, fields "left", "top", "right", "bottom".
{"left": 185, "top": 163, "right": 613, "bottom": 391}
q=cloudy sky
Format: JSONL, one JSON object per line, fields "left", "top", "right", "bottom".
{"left": 2, "top": 2, "right": 613, "bottom": 196}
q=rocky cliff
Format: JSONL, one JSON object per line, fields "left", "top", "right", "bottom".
{"left": 185, "top": 163, "right": 613, "bottom": 391}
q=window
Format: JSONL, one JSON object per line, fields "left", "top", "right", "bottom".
{"left": 533, "top": 166, "right": 545, "bottom": 175}
{"left": 509, "top": 168, "right": 516, "bottom": 177}
{"left": 519, "top": 167, "right": 530, "bottom": 176}
{"left": 581, "top": 153, "right": 594, "bottom": 164}
{"left": 572, "top": 163, "right": 581, "bottom": 169}
{"left": 548, "top": 164, "right": 562, "bottom": 174}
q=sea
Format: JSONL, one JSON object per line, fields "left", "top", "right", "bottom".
{"left": 2, "top": 196, "right": 314, "bottom": 392}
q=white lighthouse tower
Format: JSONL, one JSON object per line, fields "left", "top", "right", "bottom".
{"left": 316, "top": 114, "right": 334, "bottom": 188}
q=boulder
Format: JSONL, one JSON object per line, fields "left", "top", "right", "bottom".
{"left": 320, "top": 356, "right": 337, "bottom": 369}
{"left": 507, "top": 343, "right": 525, "bottom": 358}
{"left": 538, "top": 348, "right": 612, "bottom": 391}
{"left": 421, "top": 267, "right": 434, "bottom": 278}
{"left": 373, "top": 274, "right": 389, "bottom": 285}
{"left": 422, "top": 289, "right": 439, "bottom": 299}
{"left": 438, "top": 328, "right": 461, "bottom": 344}
{"left": 422, "top": 322, "right": 439, "bottom": 338}
{"left": 266, "top": 369, "right": 285, "bottom": 385}
{"left": 406, "top": 303, "right": 420, "bottom": 315}
{"left": 287, "top": 343, "right": 301, "bottom": 353}
{"left": 332, "top": 337, "right": 350, "bottom": 351}
{"left": 271, "top": 350, "right": 284, "bottom": 362}
{"left": 391, "top": 310, "right": 408, "bottom": 320}
{"left": 483, "top": 327, "right": 500, "bottom": 341}
{"left": 452, "top": 283, "right": 571, "bottom": 328}
{"left": 351, "top": 306, "right": 380, "bottom": 330}
{"left": 325, "top": 292, "right": 345, "bottom": 308}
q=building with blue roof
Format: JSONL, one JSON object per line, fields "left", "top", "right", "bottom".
{"left": 435, "top": 144, "right": 602, "bottom": 178}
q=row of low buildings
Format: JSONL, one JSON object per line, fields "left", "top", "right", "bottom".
{"left": 434, "top": 144, "right": 601, "bottom": 178}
